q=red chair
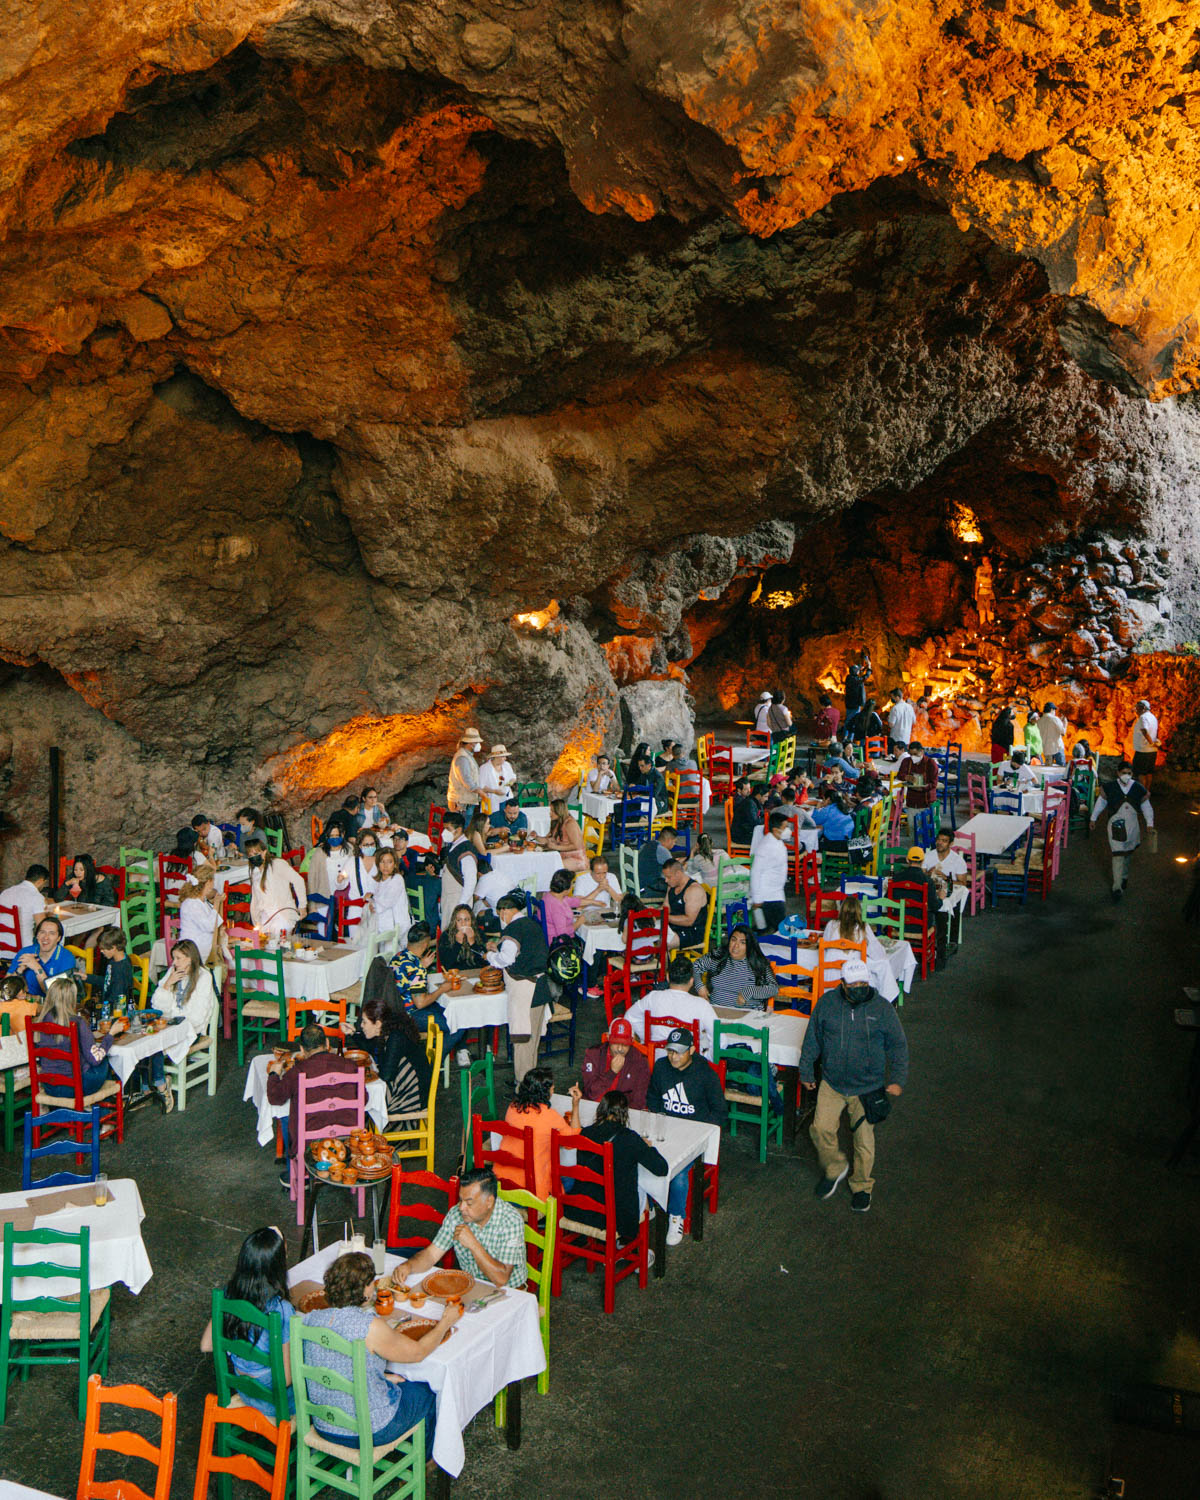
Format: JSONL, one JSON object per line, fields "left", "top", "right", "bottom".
{"left": 1032, "top": 808, "right": 1060, "bottom": 900}
{"left": 79, "top": 1374, "right": 177, "bottom": 1500}
{"left": 550, "top": 1133, "right": 650, "bottom": 1315}
{"left": 161, "top": 910, "right": 180, "bottom": 964}
{"left": 602, "top": 971, "right": 630, "bottom": 1026}
{"left": 290, "top": 1070, "right": 365, "bottom": 1227}
{"left": 816, "top": 935, "right": 867, "bottom": 996}
{"left": 708, "top": 744, "right": 735, "bottom": 800}
{"left": 0, "top": 903, "right": 21, "bottom": 963}
{"left": 385, "top": 1166, "right": 461, "bottom": 1267}
{"left": 471, "top": 1115, "right": 535, "bottom": 1195}
{"left": 193, "top": 1392, "right": 291, "bottom": 1500}
{"left": 621, "top": 909, "right": 667, "bottom": 1001}
{"left": 887, "top": 786, "right": 907, "bottom": 846}
{"left": 333, "top": 892, "right": 370, "bottom": 942}
{"left": 810, "top": 889, "right": 843, "bottom": 932}
{"left": 282, "top": 848, "right": 305, "bottom": 871}
{"left": 26, "top": 1018, "right": 123, "bottom": 1145}
{"left": 642, "top": 1013, "right": 700, "bottom": 1068}
{"left": 156, "top": 853, "right": 192, "bottom": 913}
{"left": 746, "top": 728, "right": 771, "bottom": 752}
{"left": 799, "top": 851, "right": 821, "bottom": 922}
{"left": 887, "top": 878, "right": 935, "bottom": 979}
{"left": 723, "top": 798, "right": 753, "bottom": 861}
{"left": 223, "top": 882, "right": 252, "bottom": 924}
{"left": 427, "top": 805, "right": 447, "bottom": 844}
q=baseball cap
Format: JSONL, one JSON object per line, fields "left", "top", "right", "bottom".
{"left": 607, "top": 1017, "right": 634, "bottom": 1044}
{"left": 906, "top": 846, "right": 925, "bottom": 864}
{"left": 758, "top": 690, "right": 772, "bottom": 701}
{"left": 664, "top": 1027, "right": 694, "bottom": 1053}
{"left": 841, "top": 958, "right": 870, "bottom": 985}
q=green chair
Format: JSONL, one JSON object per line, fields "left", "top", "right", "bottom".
{"left": 290, "top": 1319, "right": 424, "bottom": 1499}
{"left": 210, "top": 1289, "right": 292, "bottom": 1495}
{"left": 460, "top": 1053, "right": 496, "bottom": 1170}
{"left": 819, "top": 849, "right": 852, "bottom": 885}
{"left": 617, "top": 845, "right": 641, "bottom": 900}
{"left": 119, "top": 847, "right": 157, "bottom": 929}
{"left": 1, "top": 1013, "right": 32, "bottom": 1153}
{"left": 404, "top": 885, "right": 424, "bottom": 925}
{"left": 234, "top": 949, "right": 286, "bottom": 1066}
{"left": 863, "top": 897, "right": 908, "bottom": 1004}
{"left": 120, "top": 893, "right": 156, "bottom": 957}
{"left": 0, "top": 1223, "right": 111, "bottom": 1421}
{"left": 264, "top": 828, "right": 285, "bottom": 857}
{"left": 714, "top": 1019, "right": 781, "bottom": 1164}
{"left": 494, "top": 1186, "right": 557, "bottom": 1426}
{"left": 714, "top": 859, "right": 750, "bottom": 921}
{"left": 516, "top": 781, "right": 549, "bottom": 807}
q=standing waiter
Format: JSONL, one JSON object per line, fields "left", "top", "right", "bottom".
{"left": 485, "top": 893, "right": 549, "bottom": 1084}
{"left": 1091, "top": 760, "right": 1155, "bottom": 902}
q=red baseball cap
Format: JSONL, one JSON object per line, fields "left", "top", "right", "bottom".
{"left": 607, "top": 1018, "right": 634, "bottom": 1044}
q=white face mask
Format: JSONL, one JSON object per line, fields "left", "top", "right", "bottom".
{"left": 1118, "top": 774, "right": 1133, "bottom": 790}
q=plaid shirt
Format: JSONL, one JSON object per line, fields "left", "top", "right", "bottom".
{"left": 431, "top": 1200, "right": 527, "bottom": 1288}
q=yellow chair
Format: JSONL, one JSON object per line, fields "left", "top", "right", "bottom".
{"left": 385, "top": 1019, "right": 443, "bottom": 1171}
{"left": 127, "top": 953, "right": 150, "bottom": 1009}
{"left": 581, "top": 815, "right": 607, "bottom": 859}
{"left": 866, "top": 801, "right": 888, "bottom": 875}
{"left": 494, "top": 1187, "right": 556, "bottom": 1425}
{"left": 680, "top": 884, "right": 716, "bottom": 963}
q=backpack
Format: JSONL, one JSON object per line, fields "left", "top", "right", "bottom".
{"left": 547, "top": 933, "right": 583, "bottom": 987}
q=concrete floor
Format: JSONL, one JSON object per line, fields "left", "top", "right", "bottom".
{"left": 4, "top": 794, "right": 1200, "bottom": 1499}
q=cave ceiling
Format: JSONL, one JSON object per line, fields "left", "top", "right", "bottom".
{"left": 2, "top": 0, "right": 1200, "bottom": 832}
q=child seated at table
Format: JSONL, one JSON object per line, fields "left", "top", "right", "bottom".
{"left": 96, "top": 926, "right": 134, "bottom": 1012}
{"left": 0, "top": 973, "right": 38, "bottom": 1038}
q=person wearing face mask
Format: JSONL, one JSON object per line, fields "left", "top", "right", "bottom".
{"left": 439, "top": 812, "right": 478, "bottom": 923}
{"left": 1090, "top": 760, "right": 1155, "bottom": 902}
{"left": 306, "top": 814, "right": 356, "bottom": 907}
{"left": 798, "top": 957, "right": 908, "bottom": 1214}
{"left": 345, "top": 833, "right": 379, "bottom": 904}
{"left": 245, "top": 837, "right": 307, "bottom": 934}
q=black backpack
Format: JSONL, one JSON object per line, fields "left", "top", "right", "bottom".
{"left": 547, "top": 933, "right": 583, "bottom": 987}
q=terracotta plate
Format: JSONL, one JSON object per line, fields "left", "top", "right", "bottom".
{"left": 421, "top": 1268, "right": 472, "bottom": 1300}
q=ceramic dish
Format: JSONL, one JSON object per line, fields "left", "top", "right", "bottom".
{"left": 421, "top": 1268, "right": 472, "bottom": 1301}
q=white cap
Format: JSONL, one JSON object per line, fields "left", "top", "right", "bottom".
{"left": 842, "top": 958, "right": 870, "bottom": 985}
{"left": 758, "top": 690, "right": 772, "bottom": 701}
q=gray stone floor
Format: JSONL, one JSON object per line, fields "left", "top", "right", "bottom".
{"left": 4, "top": 796, "right": 1200, "bottom": 1498}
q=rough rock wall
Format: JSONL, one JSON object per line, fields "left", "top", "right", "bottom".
{"left": 3, "top": 6, "right": 1200, "bottom": 868}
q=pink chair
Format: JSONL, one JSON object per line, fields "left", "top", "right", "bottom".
{"left": 161, "top": 911, "right": 180, "bottom": 964}
{"left": 966, "top": 773, "right": 989, "bottom": 818}
{"left": 220, "top": 924, "right": 257, "bottom": 1039}
{"left": 1043, "top": 783, "right": 1069, "bottom": 856}
{"left": 291, "top": 1069, "right": 366, "bottom": 1226}
{"left": 0, "top": 904, "right": 21, "bottom": 963}
{"left": 887, "top": 785, "right": 906, "bottom": 845}
{"left": 951, "top": 830, "right": 985, "bottom": 916}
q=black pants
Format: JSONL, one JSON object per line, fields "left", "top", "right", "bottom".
{"left": 756, "top": 901, "right": 787, "bottom": 934}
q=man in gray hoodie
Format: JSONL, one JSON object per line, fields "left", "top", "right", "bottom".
{"left": 798, "top": 957, "right": 908, "bottom": 1213}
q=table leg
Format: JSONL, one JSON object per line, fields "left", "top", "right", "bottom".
{"left": 653, "top": 1205, "right": 667, "bottom": 1279}
{"left": 779, "top": 1064, "right": 798, "bottom": 1144}
{"left": 300, "top": 1176, "right": 320, "bottom": 1260}
{"left": 504, "top": 1377, "right": 522, "bottom": 1450}
{"left": 691, "top": 1164, "right": 705, "bottom": 1243}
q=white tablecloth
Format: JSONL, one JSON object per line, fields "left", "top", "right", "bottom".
{"left": 580, "top": 791, "right": 618, "bottom": 822}
{"left": 439, "top": 982, "right": 509, "bottom": 1033}
{"left": 212, "top": 861, "right": 251, "bottom": 894}
{"left": 956, "top": 813, "right": 1034, "bottom": 857}
{"left": 0, "top": 1482, "right": 69, "bottom": 1500}
{"left": 750, "top": 822, "right": 820, "bottom": 856}
{"left": 0, "top": 1032, "right": 28, "bottom": 1074}
{"left": 106, "top": 1019, "right": 196, "bottom": 1085}
{"left": 580, "top": 920, "right": 624, "bottom": 968}
{"left": 729, "top": 745, "right": 768, "bottom": 766}
{"left": 289, "top": 1241, "right": 545, "bottom": 1478}
{"left": 246, "top": 943, "right": 364, "bottom": 1003}
{"left": 553, "top": 1094, "right": 719, "bottom": 1212}
{"left": 0, "top": 1178, "right": 151, "bottom": 1302}
{"left": 711, "top": 1006, "right": 809, "bottom": 1069}
{"left": 243, "top": 1055, "right": 388, "bottom": 1146}
{"left": 39, "top": 904, "right": 119, "bottom": 940}
{"left": 476, "top": 851, "right": 563, "bottom": 905}
{"left": 775, "top": 939, "right": 915, "bottom": 1004}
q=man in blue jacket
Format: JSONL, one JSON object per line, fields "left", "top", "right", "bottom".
{"left": 798, "top": 958, "right": 908, "bottom": 1213}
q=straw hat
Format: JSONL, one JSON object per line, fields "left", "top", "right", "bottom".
{"left": 460, "top": 728, "right": 482, "bottom": 746}
{"left": 489, "top": 744, "right": 508, "bottom": 757}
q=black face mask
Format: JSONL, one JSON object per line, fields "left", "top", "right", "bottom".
{"left": 248, "top": 855, "right": 264, "bottom": 869}
{"left": 846, "top": 984, "right": 872, "bottom": 1006}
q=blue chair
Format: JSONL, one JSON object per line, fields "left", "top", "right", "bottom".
{"left": 912, "top": 808, "right": 938, "bottom": 849}
{"left": 723, "top": 898, "right": 750, "bottom": 935}
{"left": 758, "top": 933, "right": 803, "bottom": 970}
{"left": 297, "top": 893, "right": 335, "bottom": 941}
{"left": 990, "top": 828, "right": 1034, "bottom": 906}
{"left": 990, "top": 789, "right": 1022, "bottom": 815}
{"left": 541, "top": 986, "right": 579, "bottom": 1066}
{"left": 524, "top": 893, "right": 548, "bottom": 937}
{"left": 218, "top": 822, "right": 242, "bottom": 851}
{"left": 616, "top": 788, "right": 655, "bottom": 848}
{"left": 22, "top": 1107, "right": 101, "bottom": 1189}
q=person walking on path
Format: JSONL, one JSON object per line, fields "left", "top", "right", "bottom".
{"left": 1130, "top": 699, "right": 1160, "bottom": 788}
{"left": 1091, "top": 760, "right": 1155, "bottom": 902}
{"left": 798, "top": 957, "right": 909, "bottom": 1213}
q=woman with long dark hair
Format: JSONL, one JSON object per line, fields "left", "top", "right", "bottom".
{"left": 990, "top": 705, "right": 1016, "bottom": 766}
{"left": 438, "top": 904, "right": 486, "bottom": 970}
{"left": 54, "top": 853, "right": 115, "bottom": 906}
{"left": 245, "top": 836, "right": 306, "bottom": 934}
{"left": 501, "top": 1066, "right": 581, "bottom": 1198}
{"left": 693, "top": 924, "right": 779, "bottom": 1009}
{"left": 306, "top": 811, "right": 356, "bottom": 905}
{"left": 569, "top": 1090, "right": 668, "bottom": 1244}
{"left": 348, "top": 995, "right": 432, "bottom": 1118}
{"left": 200, "top": 1226, "right": 295, "bottom": 1415}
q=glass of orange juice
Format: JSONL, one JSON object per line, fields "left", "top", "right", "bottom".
{"left": 94, "top": 1173, "right": 109, "bottom": 1207}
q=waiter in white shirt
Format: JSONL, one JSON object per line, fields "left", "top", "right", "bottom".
{"left": 750, "top": 812, "right": 790, "bottom": 933}
{"left": 887, "top": 688, "right": 916, "bottom": 753}
{"left": 479, "top": 744, "right": 516, "bottom": 812}
{"left": 1130, "top": 699, "right": 1160, "bottom": 787}
{"left": 0, "top": 864, "right": 53, "bottom": 947}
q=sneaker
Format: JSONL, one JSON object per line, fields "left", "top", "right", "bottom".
{"left": 814, "top": 1165, "right": 849, "bottom": 1200}
{"left": 455, "top": 1049, "right": 471, "bottom": 1067}
{"left": 157, "top": 1085, "right": 174, "bottom": 1115}
{"left": 666, "top": 1214, "right": 684, "bottom": 1247}
{"left": 646, "top": 1249, "right": 656, "bottom": 1270}
{"left": 850, "top": 1191, "right": 872, "bottom": 1213}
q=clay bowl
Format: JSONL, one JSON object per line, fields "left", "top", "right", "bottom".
{"left": 295, "top": 1288, "right": 328, "bottom": 1314}
{"left": 421, "top": 1268, "right": 472, "bottom": 1301}
{"left": 343, "top": 1050, "right": 371, "bottom": 1069}
{"left": 342, "top": 1166, "right": 359, "bottom": 1184}
{"left": 328, "top": 1165, "right": 345, "bottom": 1183}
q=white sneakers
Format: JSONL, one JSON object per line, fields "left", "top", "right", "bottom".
{"left": 455, "top": 1049, "right": 471, "bottom": 1067}
{"left": 666, "top": 1214, "right": 684, "bottom": 1247}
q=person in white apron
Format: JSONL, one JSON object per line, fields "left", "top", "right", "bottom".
{"left": 1090, "top": 761, "right": 1155, "bottom": 902}
{"left": 485, "top": 894, "right": 549, "bottom": 1084}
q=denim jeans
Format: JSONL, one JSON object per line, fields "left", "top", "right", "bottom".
{"left": 667, "top": 1163, "right": 694, "bottom": 1217}
{"left": 314, "top": 1376, "right": 436, "bottom": 1449}
{"left": 134, "top": 1054, "right": 166, "bottom": 1089}
{"left": 424, "top": 1003, "right": 467, "bottom": 1052}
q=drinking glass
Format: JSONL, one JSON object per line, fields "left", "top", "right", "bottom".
{"left": 653, "top": 1116, "right": 667, "bottom": 1144}
{"left": 372, "top": 1239, "right": 387, "bottom": 1276}
{"left": 94, "top": 1173, "right": 109, "bottom": 1207}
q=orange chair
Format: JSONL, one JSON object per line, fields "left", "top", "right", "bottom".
{"left": 78, "top": 1374, "right": 177, "bottom": 1500}
{"left": 193, "top": 1392, "right": 290, "bottom": 1500}
{"left": 223, "top": 882, "right": 252, "bottom": 924}
{"left": 309, "top": 814, "right": 322, "bottom": 846}
{"left": 286, "top": 996, "right": 347, "bottom": 1045}
{"left": 816, "top": 936, "right": 867, "bottom": 996}
{"left": 772, "top": 963, "right": 817, "bottom": 1015}
{"left": 864, "top": 735, "right": 888, "bottom": 761}
{"left": 723, "top": 797, "right": 753, "bottom": 862}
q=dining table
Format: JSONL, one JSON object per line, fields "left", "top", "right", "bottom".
{"left": 242, "top": 1053, "right": 389, "bottom": 1146}
{"left": 0, "top": 1177, "right": 151, "bottom": 1303}
{"left": 551, "top": 1093, "right": 719, "bottom": 1276}
{"left": 210, "top": 859, "right": 250, "bottom": 894}
{"left": 437, "top": 971, "right": 509, "bottom": 1034}
{"left": 475, "top": 849, "right": 564, "bottom": 908}
{"left": 729, "top": 744, "right": 769, "bottom": 767}
{"left": 956, "top": 812, "right": 1035, "bottom": 858}
{"left": 288, "top": 1239, "right": 545, "bottom": 1483}
{"left": 38, "top": 902, "right": 120, "bottom": 941}
{"left": 711, "top": 1004, "right": 810, "bottom": 1142}
{"left": 580, "top": 790, "right": 619, "bottom": 823}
